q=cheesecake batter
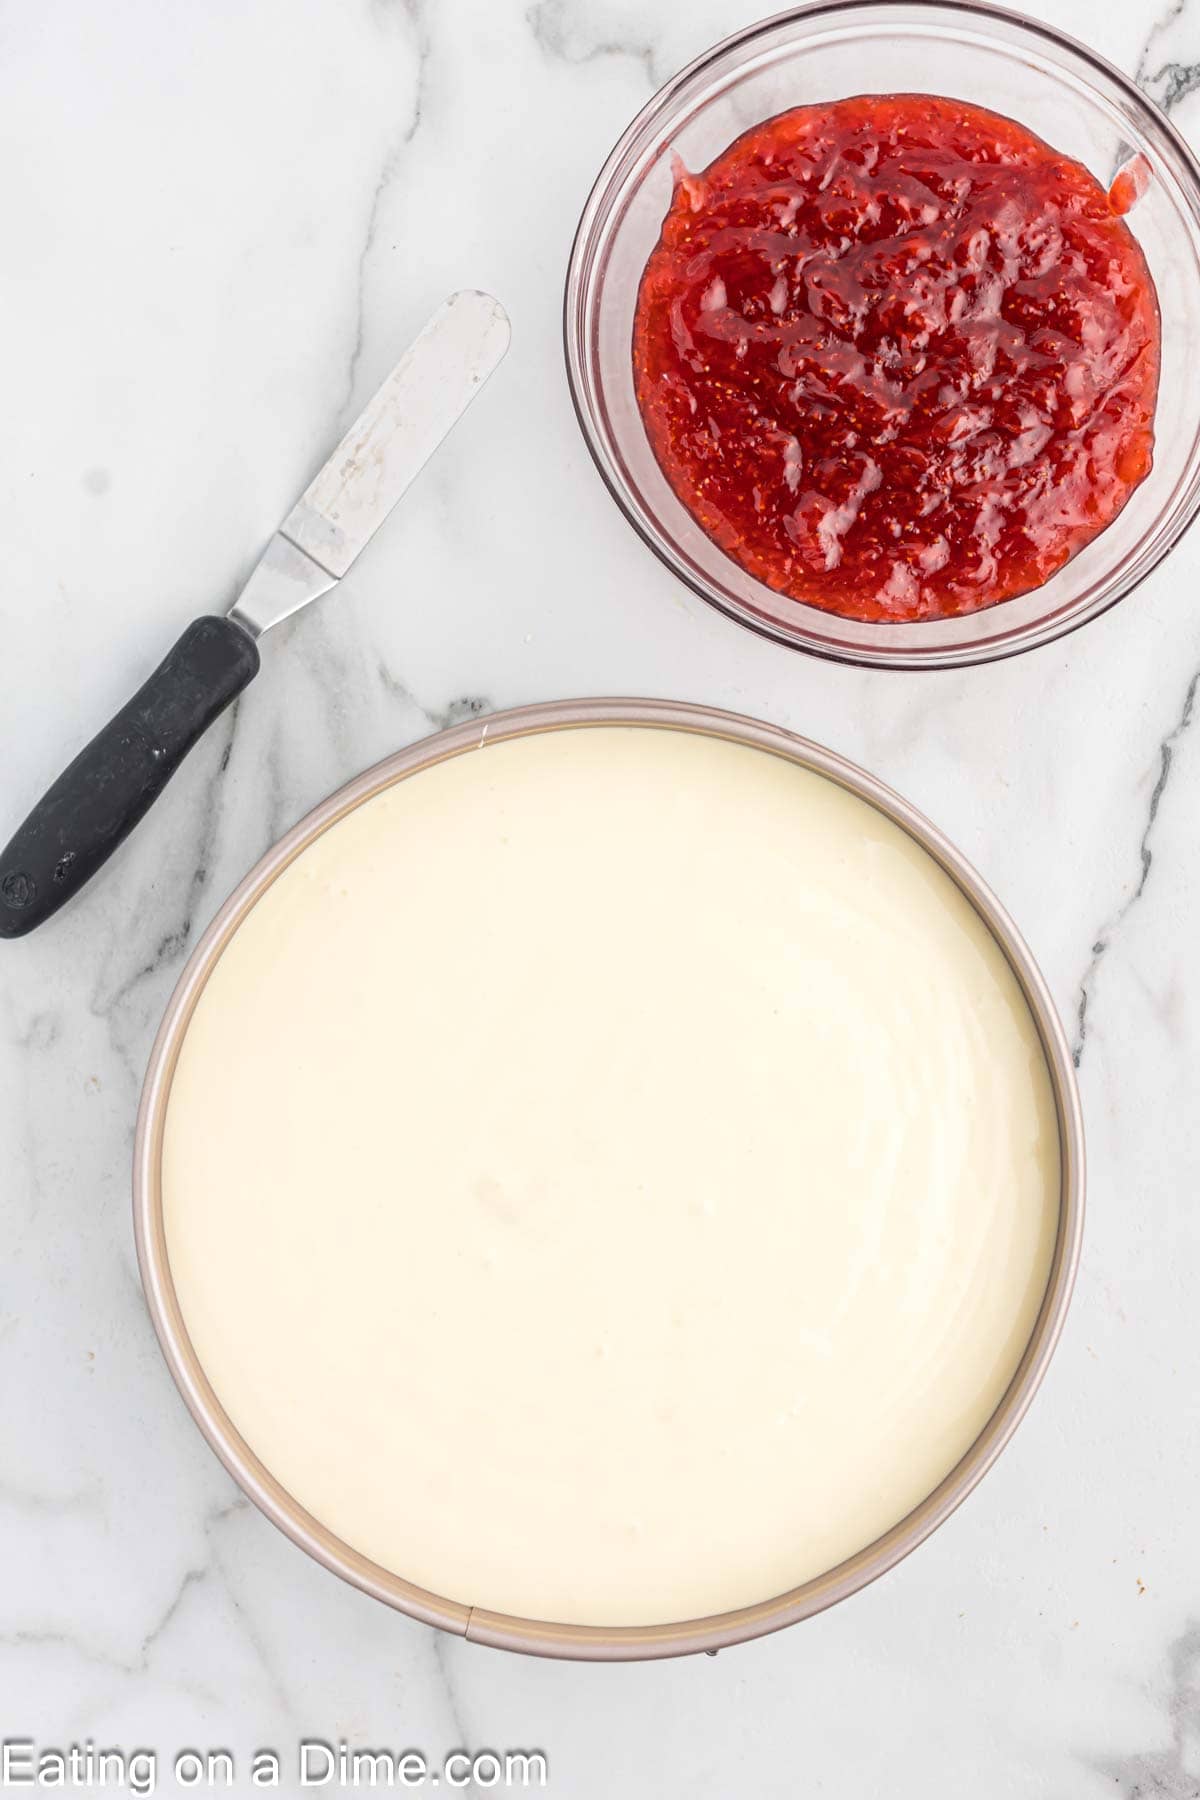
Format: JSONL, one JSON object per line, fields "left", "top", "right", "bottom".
{"left": 162, "top": 724, "right": 1060, "bottom": 1626}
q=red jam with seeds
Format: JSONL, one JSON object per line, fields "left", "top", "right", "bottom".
{"left": 633, "top": 95, "right": 1160, "bottom": 621}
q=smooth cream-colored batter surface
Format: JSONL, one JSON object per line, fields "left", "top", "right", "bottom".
{"left": 162, "top": 725, "right": 1060, "bottom": 1627}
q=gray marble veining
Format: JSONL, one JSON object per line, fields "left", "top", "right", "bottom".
{"left": 2, "top": 0, "right": 1200, "bottom": 1794}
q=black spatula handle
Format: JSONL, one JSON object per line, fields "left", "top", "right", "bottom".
{"left": 0, "top": 615, "right": 259, "bottom": 939}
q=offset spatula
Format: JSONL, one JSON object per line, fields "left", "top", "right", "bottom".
{"left": 0, "top": 290, "right": 510, "bottom": 939}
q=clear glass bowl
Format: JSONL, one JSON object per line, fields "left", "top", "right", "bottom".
{"left": 564, "top": 0, "right": 1200, "bottom": 669}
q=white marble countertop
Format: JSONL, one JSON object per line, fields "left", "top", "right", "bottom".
{"left": 3, "top": 0, "right": 1199, "bottom": 1793}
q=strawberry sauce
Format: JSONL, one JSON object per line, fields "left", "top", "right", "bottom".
{"left": 633, "top": 95, "right": 1160, "bottom": 621}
